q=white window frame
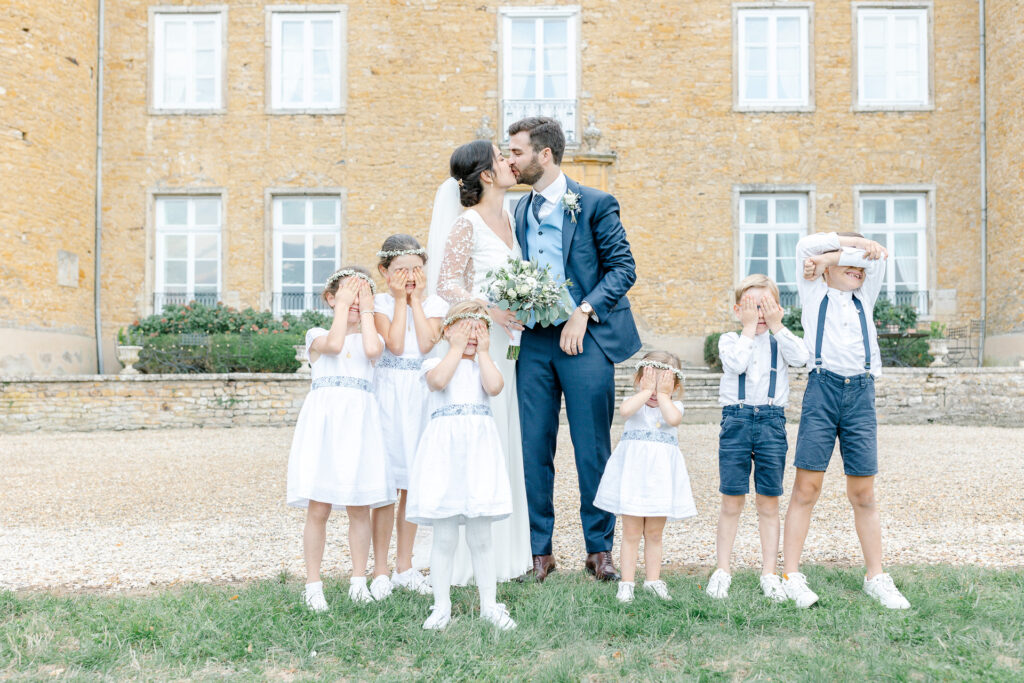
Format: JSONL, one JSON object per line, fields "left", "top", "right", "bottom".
{"left": 736, "top": 190, "right": 811, "bottom": 308}
{"left": 853, "top": 3, "right": 933, "bottom": 111}
{"left": 854, "top": 187, "right": 935, "bottom": 315}
{"left": 733, "top": 3, "right": 814, "bottom": 112}
{"left": 271, "top": 195, "right": 342, "bottom": 315}
{"left": 149, "top": 6, "right": 227, "bottom": 114}
{"left": 267, "top": 5, "right": 347, "bottom": 114}
{"left": 154, "top": 195, "right": 223, "bottom": 313}
{"left": 499, "top": 6, "right": 581, "bottom": 144}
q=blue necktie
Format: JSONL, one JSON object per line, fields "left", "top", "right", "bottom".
{"left": 531, "top": 193, "right": 545, "bottom": 223}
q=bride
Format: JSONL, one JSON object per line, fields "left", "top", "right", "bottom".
{"left": 420, "top": 140, "right": 532, "bottom": 584}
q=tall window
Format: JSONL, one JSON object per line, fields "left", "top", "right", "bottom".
{"left": 152, "top": 11, "right": 224, "bottom": 111}
{"left": 500, "top": 7, "right": 579, "bottom": 143}
{"left": 273, "top": 196, "right": 341, "bottom": 314}
{"left": 739, "top": 194, "right": 807, "bottom": 308}
{"left": 860, "top": 194, "right": 928, "bottom": 313}
{"left": 856, "top": 7, "right": 929, "bottom": 108}
{"left": 735, "top": 6, "right": 811, "bottom": 109}
{"left": 154, "top": 196, "right": 222, "bottom": 312}
{"left": 270, "top": 10, "right": 345, "bottom": 111}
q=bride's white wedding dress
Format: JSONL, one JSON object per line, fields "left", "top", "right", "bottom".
{"left": 420, "top": 205, "right": 532, "bottom": 584}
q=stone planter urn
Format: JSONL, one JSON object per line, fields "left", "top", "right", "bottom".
{"left": 294, "top": 344, "right": 311, "bottom": 374}
{"left": 116, "top": 345, "right": 143, "bottom": 375}
{"left": 928, "top": 337, "right": 949, "bottom": 367}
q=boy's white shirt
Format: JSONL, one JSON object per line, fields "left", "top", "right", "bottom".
{"left": 796, "top": 232, "right": 886, "bottom": 378}
{"left": 718, "top": 328, "right": 808, "bottom": 407}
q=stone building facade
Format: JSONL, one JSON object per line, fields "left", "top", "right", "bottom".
{"left": 3, "top": 0, "right": 1022, "bottom": 374}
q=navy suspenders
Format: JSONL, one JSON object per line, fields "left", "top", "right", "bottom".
{"left": 738, "top": 335, "right": 778, "bottom": 406}
{"left": 813, "top": 294, "right": 871, "bottom": 374}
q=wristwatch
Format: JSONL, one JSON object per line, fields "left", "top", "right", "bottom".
{"left": 579, "top": 301, "right": 597, "bottom": 321}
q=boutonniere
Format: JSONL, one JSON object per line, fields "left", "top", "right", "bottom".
{"left": 562, "top": 190, "right": 581, "bottom": 224}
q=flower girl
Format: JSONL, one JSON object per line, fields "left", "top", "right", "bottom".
{"left": 594, "top": 351, "right": 697, "bottom": 603}
{"left": 406, "top": 301, "right": 516, "bottom": 631}
{"left": 371, "top": 234, "right": 448, "bottom": 598}
{"left": 286, "top": 267, "right": 395, "bottom": 610}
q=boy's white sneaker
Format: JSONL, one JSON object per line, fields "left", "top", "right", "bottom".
{"left": 348, "top": 577, "right": 374, "bottom": 604}
{"left": 705, "top": 569, "right": 731, "bottom": 600}
{"left": 863, "top": 573, "right": 910, "bottom": 610}
{"left": 303, "top": 581, "right": 328, "bottom": 612}
{"left": 391, "top": 568, "right": 432, "bottom": 595}
{"left": 643, "top": 580, "right": 672, "bottom": 601}
{"left": 422, "top": 604, "right": 451, "bottom": 630}
{"left": 481, "top": 603, "right": 517, "bottom": 631}
{"left": 782, "top": 572, "right": 819, "bottom": 608}
{"left": 760, "top": 574, "right": 787, "bottom": 603}
{"left": 369, "top": 575, "right": 393, "bottom": 601}
{"left": 616, "top": 581, "right": 635, "bottom": 603}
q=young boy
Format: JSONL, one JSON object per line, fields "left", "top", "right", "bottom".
{"left": 781, "top": 232, "right": 910, "bottom": 610}
{"left": 706, "top": 274, "right": 809, "bottom": 602}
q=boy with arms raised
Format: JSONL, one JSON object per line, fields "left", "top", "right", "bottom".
{"left": 781, "top": 232, "right": 910, "bottom": 610}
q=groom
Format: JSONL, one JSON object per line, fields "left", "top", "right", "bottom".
{"left": 508, "top": 117, "right": 641, "bottom": 582}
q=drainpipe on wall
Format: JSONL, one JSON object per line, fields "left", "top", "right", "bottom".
{"left": 93, "top": 0, "right": 105, "bottom": 373}
{"left": 978, "top": 0, "right": 987, "bottom": 367}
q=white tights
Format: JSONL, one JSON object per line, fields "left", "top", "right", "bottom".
{"left": 430, "top": 517, "right": 496, "bottom": 613}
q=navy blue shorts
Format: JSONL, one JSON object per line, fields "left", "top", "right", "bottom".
{"left": 717, "top": 404, "right": 788, "bottom": 497}
{"left": 794, "top": 369, "right": 878, "bottom": 477}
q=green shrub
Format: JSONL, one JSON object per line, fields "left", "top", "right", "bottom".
{"left": 130, "top": 302, "right": 328, "bottom": 339}
{"left": 782, "top": 307, "right": 803, "bottom": 336}
{"left": 136, "top": 331, "right": 304, "bottom": 374}
{"left": 703, "top": 331, "right": 726, "bottom": 371}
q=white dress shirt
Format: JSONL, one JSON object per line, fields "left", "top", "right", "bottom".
{"left": 530, "top": 172, "right": 567, "bottom": 222}
{"left": 718, "top": 327, "right": 809, "bottom": 407}
{"left": 796, "top": 232, "right": 886, "bottom": 378}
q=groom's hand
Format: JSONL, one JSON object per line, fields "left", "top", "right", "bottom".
{"left": 559, "top": 308, "right": 589, "bottom": 356}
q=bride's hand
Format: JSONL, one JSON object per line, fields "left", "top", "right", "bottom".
{"left": 488, "top": 305, "right": 525, "bottom": 335}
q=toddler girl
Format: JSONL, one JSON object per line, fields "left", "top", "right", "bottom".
{"left": 594, "top": 351, "right": 697, "bottom": 603}
{"left": 286, "top": 266, "right": 395, "bottom": 610}
{"left": 405, "top": 301, "right": 516, "bottom": 631}
{"left": 371, "top": 234, "right": 448, "bottom": 598}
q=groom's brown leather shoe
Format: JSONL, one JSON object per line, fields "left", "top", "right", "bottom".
{"left": 584, "top": 551, "right": 620, "bottom": 581}
{"left": 529, "top": 554, "right": 557, "bottom": 582}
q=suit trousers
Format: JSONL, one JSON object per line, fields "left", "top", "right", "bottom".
{"left": 516, "top": 322, "right": 616, "bottom": 555}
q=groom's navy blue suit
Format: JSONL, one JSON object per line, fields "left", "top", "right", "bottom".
{"left": 514, "top": 176, "right": 641, "bottom": 556}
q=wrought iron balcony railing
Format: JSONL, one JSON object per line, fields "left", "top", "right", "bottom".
{"left": 502, "top": 99, "right": 577, "bottom": 143}
{"left": 777, "top": 289, "right": 928, "bottom": 315}
{"left": 154, "top": 291, "right": 220, "bottom": 312}
{"left": 273, "top": 291, "right": 332, "bottom": 315}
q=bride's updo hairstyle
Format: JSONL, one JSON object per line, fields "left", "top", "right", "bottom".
{"left": 449, "top": 140, "right": 496, "bottom": 207}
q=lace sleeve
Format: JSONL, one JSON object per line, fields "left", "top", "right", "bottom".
{"left": 436, "top": 216, "right": 476, "bottom": 304}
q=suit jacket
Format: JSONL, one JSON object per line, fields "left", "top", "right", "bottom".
{"left": 514, "top": 176, "right": 642, "bottom": 363}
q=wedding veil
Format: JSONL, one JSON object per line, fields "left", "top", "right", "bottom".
{"left": 426, "top": 177, "right": 464, "bottom": 295}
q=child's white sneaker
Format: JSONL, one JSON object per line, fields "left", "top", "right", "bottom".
{"left": 760, "top": 574, "right": 787, "bottom": 603}
{"left": 348, "top": 577, "right": 374, "bottom": 604}
{"left": 481, "top": 603, "right": 516, "bottom": 631}
{"left": 863, "top": 573, "right": 910, "bottom": 609}
{"left": 391, "top": 568, "right": 432, "bottom": 595}
{"left": 369, "top": 574, "right": 392, "bottom": 601}
{"left": 643, "top": 580, "right": 672, "bottom": 601}
{"left": 303, "top": 581, "right": 328, "bottom": 612}
{"left": 705, "top": 569, "right": 731, "bottom": 599}
{"left": 782, "top": 572, "right": 819, "bottom": 608}
{"left": 422, "top": 604, "right": 452, "bottom": 630}
{"left": 616, "top": 581, "right": 635, "bottom": 603}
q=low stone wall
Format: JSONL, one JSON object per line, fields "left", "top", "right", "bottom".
{"left": 2, "top": 368, "right": 1023, "bottom": 432}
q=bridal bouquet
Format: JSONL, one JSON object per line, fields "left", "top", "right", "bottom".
{"left": 484, "top": 257, "right": 576, "bottom": 360}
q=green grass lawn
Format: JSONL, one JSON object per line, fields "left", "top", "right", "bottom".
{"left": 3, "top": 566, "right": 1023, "bottom": 681}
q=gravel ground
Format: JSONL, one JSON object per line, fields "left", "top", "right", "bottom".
{"left": 2, "top": 424, "right": 1023, "bottom": 592}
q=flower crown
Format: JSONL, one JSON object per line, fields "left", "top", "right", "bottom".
{"left": 442, "top": 311, "right": 492, "bottom": 330}
{"left": 376, "top": 247, "right": 427, "bottom": 259}
{"left": 325, "top": 268, "right": 376, "bottom": 294}
{"left": 635, "top": 359, "right": 686, "bottom": 383}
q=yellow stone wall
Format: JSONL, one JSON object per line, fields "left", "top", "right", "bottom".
{"left": 985, "top": 0, "right": 1024, "bottom": 362}
{"left": 0, "top": 1, "right": 98, "bottom": 374}
{"left": 4, "top": 1, "right": 1018, "bottom": 373}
